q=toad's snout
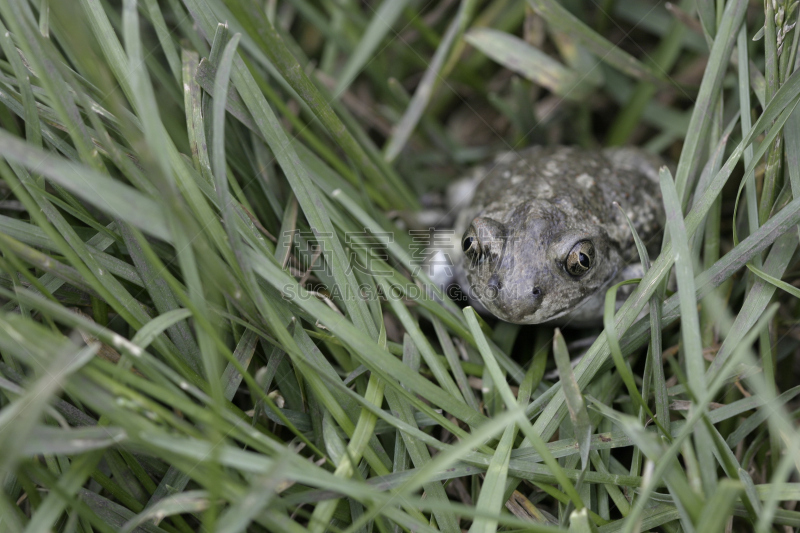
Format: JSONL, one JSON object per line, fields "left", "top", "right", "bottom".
{"left": 481, "top": 273, "right": 544, "bottom": 323}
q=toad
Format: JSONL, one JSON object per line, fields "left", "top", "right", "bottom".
{"left": 451, "top": 146, "right": 665, "bottom": 325}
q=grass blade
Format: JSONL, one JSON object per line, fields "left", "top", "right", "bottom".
{"left": 553, "top": 329, "right": 591, "bottom": 472}
{"left": 334, "top": 0, "right": 412, "bottom": 96}
{"left": 383, "top": 0, "right": 477, "bottom": 162}
{"left": 527, "top": 0, "right": 666, "bottom": 83}
{"left": 465, "top": 28, "right": 591, "bottom": 99}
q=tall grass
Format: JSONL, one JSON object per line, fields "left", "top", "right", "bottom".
{"left": 0, "top": 0, "right": 799, "bottom": 532}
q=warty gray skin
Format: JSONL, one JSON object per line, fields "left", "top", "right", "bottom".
{"left": 453, "top": 145, "right": 665, "bottom": 325}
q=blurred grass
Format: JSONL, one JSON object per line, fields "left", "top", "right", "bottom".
{"left": 1, "top": 0, "right": 800, "bottom": 532}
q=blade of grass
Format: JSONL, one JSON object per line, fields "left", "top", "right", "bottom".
{"left": 0, "top": 19, "right": 42, "bottom": 151}
{"left": 620, "top": 302, "right": 779, "bottom": 532}
{"left": 309, "top": 373, "right": 387, "bottom": 533}
{"left": 470, "top": 421, "right": 515, "bottom": 533}
{"left": 131, "top": 309, "right": 194, "bottom": 352}
{"left": 606, "top": 7, "right": 687, "bottom": 145}
{"left": 142, "top": 0, "right": 181, "bottom": 82}
{"left": 670, "top": 0, "right": 747, "bottom": 207}
{"left": 553, "top": 329, "right": 591, "bottom": 472}
{"left": 334, "top": 0, "right": 412, "bottom": 96}
{"left": 383, "top": 340, "right": 460, "bottom": 533}
{"left": 377, "top": 278, "right": 464, "bottom": 403}
{"left": 569, "top": 507, "right": 599, "bottom": 532}
{"left": 705, "top": 232, "right": 798, "bottom": 381}
{"left": 120, "top": 491, "right": 209, "bottom": 533}
{"left": 0, "top": 0, "right": 100, "bottom": 169}
{"left": 383, "top": 0, "right": 477, "bottom": 162}
{"left": 659, "top": 166, "right": 718, "bottom": 495}
{"left": 526, "top": 0, "right": 667, "bottom": 83}
{"left": 603, "top": 279, "right": 651, "bottom": 420}
{"left": 464, "top": 307, "right": 585, "bottom": 511}
{"left": 119, "top": 223, "right": 201, "bottom": 371}
{"left": 746, "top": 263, "right": 800, "bottom": 298}
{"left": 0, "top": 132, "right": 169, "bottom": 240}
{"left": 0, "top": 333, "right": 97, "bottom": 474}
{"left": 465, "top": 28, "right": 592, "bottom": 99}
{"left": 432, "top": 316, "right": 481, "bottom": 410}
{"left": 205, "top": 19, "right": 379, "bottom": 344}
{"left": 693, "top": 480, "right": 742, "bottom": 532}
{"left": 614, "top": 202, "right": 668, "bottom": 438}
{"left": 700, "top": 419, "right": 761, "bottom": 526}
{"left": 123, "top": 0, "right": 226, "bottom": 418}
{"left": 247, "top": 253, "right": 486, "bottom": 426}
{"left": 211, "top": 0, "right": 417, "bottom": 209}
{"left": 221, "top": 329, "right": 258, "bottom": 400}
{"left": 214, "top": 460, "right": 288, "bottom": 533}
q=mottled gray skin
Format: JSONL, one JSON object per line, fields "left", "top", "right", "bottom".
{"left": 454, "top": 146, "right": 664, "bottom": 325}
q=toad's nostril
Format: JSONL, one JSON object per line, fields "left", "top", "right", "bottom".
{"left": 488, "top": 274, "right": 502, "bottom": 291}
{"left": 532, "top": 286, "right": 542, "bottom": 297}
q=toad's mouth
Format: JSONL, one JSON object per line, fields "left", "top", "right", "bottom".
{"left": 540, "top": 266, "right": 620, "bottom": 323}
{"left": 499, "top": 266, "right": 620, "bottom": 324}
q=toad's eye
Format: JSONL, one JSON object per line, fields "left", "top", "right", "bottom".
{"left": 462, "top": 232, "right": 482, "bottom": 265}
{"left": 565, "top": 241, "right": 595, "bottom": 276}
{"left": 462, "top": 236, "right": 476, "bottom": 253}
{"left": 461, "top": 235, "right": 481, "bottom": 262}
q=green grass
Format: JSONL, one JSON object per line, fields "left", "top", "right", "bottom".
{"left": 0, "top": 0, "right": 800, "bottom": 531}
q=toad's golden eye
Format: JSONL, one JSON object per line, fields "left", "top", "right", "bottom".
{"left": 565, "top": 241, "right": 595, "bottom": 276}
